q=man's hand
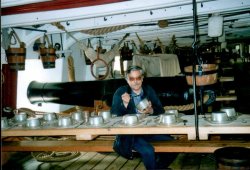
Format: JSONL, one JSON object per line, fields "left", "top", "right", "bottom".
{"left": 121, "top": 92, "right": 131, "bottom": 108}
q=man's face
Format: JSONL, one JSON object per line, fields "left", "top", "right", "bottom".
{"left": 126, "top": 70, "right": 143, "bottom": 92}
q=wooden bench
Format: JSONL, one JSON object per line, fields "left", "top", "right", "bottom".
{"left": 2, "top": 137, "right": 250, "bottom": 153}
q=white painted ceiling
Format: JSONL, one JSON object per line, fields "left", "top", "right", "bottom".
{"left": 1, "top": 0, "right": 250, "bottom": 49}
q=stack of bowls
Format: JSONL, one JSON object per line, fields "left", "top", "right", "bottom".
{"left": 98, "top": 110, "right": 111, "bottom": 122}
{"left": 42, "top": 112, "right": 58, "bottom": 127}
{"left": 1, "top": 117, "right": 9, "bottom": 129}
{"left": 83, "top": 111, "right": 90, "bottom": 123}
{"left": 122, "top": 114, "right": 139, "bottom": 126}
{"left": 14, "top": 112, "right": 27, "bottom": 123}
{"left": 58, "top": 116, "right": 73, "bottom": 127}
{"left": 210, "top": 111, "right": 230, "bottom": 123}
{"left": 165, "top": 109, "right": 179, "bottom": 117}
{"left": 71, "top": 111, "right": 84, "bottom": 122}
{"left": 26, "top": 118, "right": 41, "bottom": 128}
{"left": 43, "top": 112, "right": 57, "bottom": 122}
{"left": 89, "top": 116, "right": 104, "bottom": 126}
{"left": 158, "top": 113, "right": 178, "bottom": 125}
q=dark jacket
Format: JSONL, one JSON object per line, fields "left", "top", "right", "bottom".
{"left": 111, "top": 85, "right": 165, "bottom": 116}
{"left": 111, "top": 84, "right": 165, "bottom": 159}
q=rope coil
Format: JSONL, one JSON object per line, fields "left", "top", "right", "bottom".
{"left": 31, "top": 151, "right": 80, "bottom": 162}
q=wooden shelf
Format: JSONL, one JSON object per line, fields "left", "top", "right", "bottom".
{"left": 2, "top": 115, "right": 250, "bottom": 140}
{"left": 221, "top": 67, "right": 233, "bottom": 70}
{"left": 216, "top": 95, "right": 237, "bottom": 101}
{"left": 3, "top": 140, "right": 250, "bottom": 153}
{"left": 218, "top": 76, "right": 234, "bottom": 82}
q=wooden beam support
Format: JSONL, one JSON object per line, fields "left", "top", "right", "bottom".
{"left": 2, "top": 140, "right": 250, "bottom": 153}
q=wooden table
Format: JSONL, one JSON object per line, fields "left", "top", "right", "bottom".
{"left": 2, "top": 114, "right": 250, "bottom": 140}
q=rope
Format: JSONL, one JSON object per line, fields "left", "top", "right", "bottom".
{"left": 81, "top": 25, "right": 130, "bottom": 35}
{"left": 10, "top": 28, "right": 26, "bottom": 48}
{"left": 30, "top": 136, "right": 80, "bottom": 162}
{"left": 51, "top": 22, "right": 129, "bottom": 68}
{"left": 14, "top": 108, "right": 36, "bottom": 117}
{"left": 51, "top": 22, "right": 87, "bottom": 49}
{"left": 31, "top": 151, "right": 80, "bottom": 162}
{"left": 164, "top": 94, "right": 209, "bottom": 111}
{"left": 42, "top": 34, "right": 53, "bottom": 48}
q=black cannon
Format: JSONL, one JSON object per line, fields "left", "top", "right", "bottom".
{"left": 27, "top": 76, "right": 215, "bottom": 107}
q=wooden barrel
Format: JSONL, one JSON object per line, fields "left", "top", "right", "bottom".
{"left": 40, "top": 48, "right": 56, "bottom": 69}
{"left": 214, "top": 147, "right": 250, "bottom": 170}
{"left": 184, "top": 64, "right": 218, "bottom": 86}
{"left": 5, "top": 47, "right": 26, "bottom": 70}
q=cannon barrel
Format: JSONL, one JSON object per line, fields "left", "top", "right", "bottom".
{"left": 27, "top": 77, "right": 208, "bottom": 107}
{"left": 27, "top": 80, "right": 126, "bottom": 106}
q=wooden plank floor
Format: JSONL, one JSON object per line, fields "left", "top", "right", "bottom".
{"left": 2, "top": 152, "right": 217, "bottom": 170}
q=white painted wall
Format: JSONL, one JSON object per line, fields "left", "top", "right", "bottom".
{"left": 15, "top": 41, "right": 94, "bottom": 112}
{"left": 16, "top": 58, "right": 69, "bottom": 112}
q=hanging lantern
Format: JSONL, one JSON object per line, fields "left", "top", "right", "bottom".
{"left": 208, "top": 14, "right": 223, "bottom": 37}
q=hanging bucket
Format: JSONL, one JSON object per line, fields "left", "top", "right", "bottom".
{"left": 214, "top": 147, "right": 250, "bottom": 170}
{"left": 5, "top": 47, "right": 26, "bottom": 70}
{"left": 39, "top": 48, "right": 56, "bottom": 69}
{"left": 5, "top": 30, "right": 26, "bottom": 70}
{"left": 39, "top": 35, "right": 56, "bottom": 69}
{"left": 184, "top": 64, "right": 218, "bottom": 86}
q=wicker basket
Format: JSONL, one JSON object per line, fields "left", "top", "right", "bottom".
{"left": 184, "top": 64, "right": 218, "bottom": 86}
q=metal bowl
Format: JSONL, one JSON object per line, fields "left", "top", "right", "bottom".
{"left": 14, "top": 112, "right": 27, "bottom": 122}
{"left": 220, "top": 107, "right": 237, "bottom": 118}
{"left": 136, "top": 98, "right": 149, "bottom": 111}
{"left": 211, "top": 111, "right": 229, "bottom": 122}
{"left": 89, "top": 116, "right": 104, "bottom": 126}
{"left": 26, "top": 118, "right": 41, "bottom": 128}
{"left": 83, "top": 111, "right": 90, "bottom": 123}
{"left": 165, "top": 109, "right": 179, "bottom": 117}
{"left": 71, "top": 111, "right": 83, "bottom": 122}
{"left": 58, "top": 116, "right": 73, "bottom": 127}
{"left": 43, "top": 112, "right": 57, "bottom": 121}
{"left": 1, "top": 117, "right": 9, "bottom": 129}
{"left": 159, "top": 113, "right": 177, "bottom": 125}
{"left": 123, "top": 114, "right": 139, "bottom": 125}
{"left": 98, "top": 110, "right": 111, "bottom": 121}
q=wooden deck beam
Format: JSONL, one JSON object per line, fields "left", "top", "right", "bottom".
{"left": 2, "top": 140, "right": 250, "bottom": 153}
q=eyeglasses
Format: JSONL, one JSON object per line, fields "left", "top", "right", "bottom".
{"left": 128, "top": 76, "right": 142, "bottom": 81}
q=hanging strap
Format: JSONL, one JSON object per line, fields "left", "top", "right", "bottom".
{"left": 10, "top": 28, "right": 26, "bottom": 48}
{"left": 42, "top": 34, "right": 53, "bottom": 48}
{"left": 87, "top": 38, "right": 93, "bottom": 48}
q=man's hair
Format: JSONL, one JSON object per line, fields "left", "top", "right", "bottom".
{"left": 126, "top": 65, "right": 145, "bottom": 78}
